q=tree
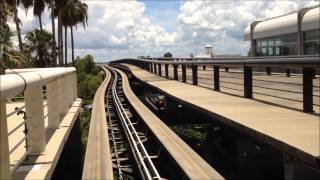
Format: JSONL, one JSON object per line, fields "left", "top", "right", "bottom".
{"left": 23, "top": 29, "right": 53, "bottom": 67}
{"left": 33, "top": 0, "right": 45, "bottom": 30}
{"left": 164, "top": 52, "right": 173, "bottom": 58}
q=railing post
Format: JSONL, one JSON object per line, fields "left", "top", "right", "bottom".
{"left": 182, "top": 65, "right": 186, "bottom": 83}
{"left": 150, "top": 63, "right": 154, "bottom": 73}
{"left": 225, "top": 67, "right": 229, "bottom": 72}
{"left": 165, "top": 64, "right": 169, "bottom": 78}
{"left": 266, "top": 67, "right": 271, "bottom": 75}
{"left": 303, "top": 67, "right": 313, "bottom": 112}
{"left": 158, "top": 64, "right": 162, "bottom": 76}
{"left": 286, "top": 68, "right": 291, "bottom": 77}
{"left": 214, "top": 66, "right": 220, "bottom": 91}
{"left": 154, "top": 63, "right": 157, "bottom": 74}
{"left": 203, "top": 65, "right": 206, "bottom": 70}
{"left": 25, "top": 81, "right": 46, "bottom": 155}
{"left": 149, "top": 63, "right": 152, "bottom": 72}
{"left": 173, "top": 65, "right": 178, "bottom": 80}
{"left": 47, "top": 79, "right": 60, "bottom": 129}
{"left": 0, "top": 98, "right": 11, "bottom": 180}
{"left": 192, "top": 65, "right": 198, "bottom": 85}
{"left": 244, "top": 66, "right": 253, "bottom": 98}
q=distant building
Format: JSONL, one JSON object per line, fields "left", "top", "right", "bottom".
{"left": 192, "top": 45, "right": 241, "bottom": 59}
{"left": 243, "top": 5, "right": 320, "bottom": 56}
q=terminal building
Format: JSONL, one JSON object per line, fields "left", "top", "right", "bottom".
{"left": 243, "top": 5, "right": 319, "bottom": 56}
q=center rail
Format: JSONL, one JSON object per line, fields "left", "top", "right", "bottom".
{"left": 109, "top": 67, "right": 161, "bottom": 180}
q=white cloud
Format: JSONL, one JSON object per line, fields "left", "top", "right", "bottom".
{"left": 6, "top": 0, "right": 319, "bottom": 62}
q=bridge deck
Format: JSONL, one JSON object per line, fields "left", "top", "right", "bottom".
{"left": 112, "top": 66, "right": 224, "bottom": 179}
{"left": 123, "top": 63, "right": 320, "bottom": 167}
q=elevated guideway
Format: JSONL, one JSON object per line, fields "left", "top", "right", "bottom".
{"left": 120, "top": 63, "right": 320, "bottom": 172}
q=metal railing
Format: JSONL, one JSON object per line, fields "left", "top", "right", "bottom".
{"left": 0, "top": 67, "right": 77, "bottom": 180}
{"left": 113, "top": 55, "right": 320, "bottom": 113}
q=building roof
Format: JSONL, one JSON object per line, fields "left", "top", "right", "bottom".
{"left": 243, "top": 6, "right": 320, "bottom": 41}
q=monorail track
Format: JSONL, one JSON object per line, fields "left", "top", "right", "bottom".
{"left": 106, "top": 67, "right": 161, "bottom": 180}
{"left": 83, "top": 65, "right": 224, "bottom": 180}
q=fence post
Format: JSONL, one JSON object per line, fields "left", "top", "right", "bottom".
{"left": 192, "top": 65, "right": 198, "bottom": 85}
{"left": 214, "top": 66, "right": 220, "bottom": 91}
{"left": 173, "top": 65, "right": 178, "bottom": 80}
{"left": 165, "top": 64, "right": 169, "bottom": 78}
{"left": 244, "top": 66, "right": 253, "bottom": 98}
{"left": 182, "top": 65, "right": 186, "bottom": 83}
{"left": 25, "top": 80, "right": 46, "bottom": 155}
{"left": 158, "top": 64, "right": 162, "bottom": 76}
{"left": 303, "top": 67, "right": 313, "bottom": 112}
{"left": 0, "top": 99, "right": 10, "bottom": 180}
{"left": 286, "top": 68, "right": 291, "bottom": 77}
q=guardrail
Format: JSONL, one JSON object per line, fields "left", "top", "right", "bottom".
{"left": 113, "top": 55, "right": 320, "bottom": 113}
{"left": 0, "top": 67, "right": 77, "bottom": 180}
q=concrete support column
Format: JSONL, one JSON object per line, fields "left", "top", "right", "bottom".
{"left": 192, "top": 65, "right": 198, "bottom": 85}
{"left": 165, "top": 64, "right": 169, "bottom": 78}
{"left": 182, "top": 65, "right": 186, "bottom": 83}
{"left": 25, "top": 83, "right": 46, "bottom": 155}
{"left": 0, "top": 99, "right": 11, "bottom": 180}
{"left": 72, "top": 72, "right": 78, "bottom": 100}
{"left": 47, "top": 79, "right": 60, "bottom": 129}
{"left": 158, "top": 64, "right": 162, "bottom": 76}
{"left": 57, "top": 77, "right": 67, "bottom": 117}
{"left": 284, "top": 154, "right": 294, "bottom": 180}
{"left": 173, "top": 65, "right": 178, "bottom": 80}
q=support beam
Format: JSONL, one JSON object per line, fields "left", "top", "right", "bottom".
{"left": 0, "top": 99, "right": 10, "bottom": 180}
{"left": 244, "top": 66, "right": 253, "bottom": 98}
{"left": 303, "top": 67, "right": 313, "bottom": 112}
{"left": 173, "top": 65, "right": 178, "bottom": 80}
{"left": 192, "top": 65, "right": 198, "bottom": 85}
{"left": 25, "top": 83, "right": 46, "bottom": 155}
{"left": 214, "top": 66, "right": 220, "bottom": 91}
{"left": 182, "top": 65, "right": 186, "bottom": 83}
{"left": 165, "top": 64, "right": 169, "bottom": 78}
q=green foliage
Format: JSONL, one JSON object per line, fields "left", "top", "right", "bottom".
{"left": 164, "top": 52, "right": 173, "bottom": 57}
{"left": 74, "top": 54, "right": 103, "bottom": 104}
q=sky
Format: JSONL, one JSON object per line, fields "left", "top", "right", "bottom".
{"left": 8, "top": 0, "right": 319, "bottom": 62}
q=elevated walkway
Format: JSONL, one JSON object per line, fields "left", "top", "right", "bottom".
{"left": 122, "top": 64, "right": 320, "bottom": 168}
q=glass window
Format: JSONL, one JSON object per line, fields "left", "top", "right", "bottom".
{"left": 315, "top": 41, "right": 320, "bottom": 54}
{"left": 304, "top": 41, "right": 314, "bottom": 55}
{"left": 268, "top": 40, "right": 274, "bottom": 46}
{"left": 261, "top": 48, "right": 267, "bottom": 56}
{"left": 275, "top": 47, "right": 280, "bottom": 56}
{"left": 275, "top": 40, "right": 281, "bottom": 46}
{"left": 268, "top": 47, "right": 274, "bottom": 56}
{"left": 282, "top": 45, "right": 290, "bottom": 56}
{"left": 261, "top": 40, "right": 267, "bottom": 47}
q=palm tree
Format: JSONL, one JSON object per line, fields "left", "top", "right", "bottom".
{"left": 44, "top": 0, "right": 56, "bottom": 65}
{"left": 55, "top": 0, "right": 68, "bottom": 66}
{"left": 33, "top": 0, "right": 45, "bottom": 30}
{"left": 5, "top": 0, "right": 23, "bottom": 51}
{"left": 23, "top": 29, "right": 53, "bottom": 67}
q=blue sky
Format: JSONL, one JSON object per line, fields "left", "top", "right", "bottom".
{"left": 10, "top": 0, "right": 319, "bottom": 62}
{"left": 142, "top": 0, "right": 181, "bottom": 32}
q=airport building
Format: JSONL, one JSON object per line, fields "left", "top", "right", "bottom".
{"left": 243, "top": 5, "right": 319, "bottom": 56}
